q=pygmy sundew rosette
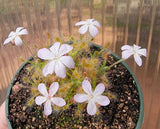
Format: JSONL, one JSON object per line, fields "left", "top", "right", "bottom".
{"left": 4, "top": 18, "right": 146, "bottom": 128}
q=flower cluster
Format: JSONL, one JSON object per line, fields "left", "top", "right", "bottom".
{"left": 4, "top": 19, "right": 147, "bottom": 116}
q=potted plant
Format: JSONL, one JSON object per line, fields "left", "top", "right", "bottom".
{"left": 4, "top": 19, "right": 145, "bottom": 129}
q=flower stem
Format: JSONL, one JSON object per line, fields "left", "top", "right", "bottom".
{"left": 105, "top": 58, "right": 125, "bottom": 70}
{"left": 22, "top": 40, "right": 35, "bottom": 59}
{"left": 98, "top": 48, "right": 105, "bottom": 55}
{"left": 72, "top": 49, "right": 79, "bottom": 57}
{"left": 86, "top": 33, "right": 93, "bottom": 43}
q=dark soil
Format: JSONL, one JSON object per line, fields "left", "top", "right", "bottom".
{"left": 8, "top": 54, "right": 140, "bottom": 129}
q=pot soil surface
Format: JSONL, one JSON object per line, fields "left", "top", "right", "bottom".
{"left": 8, "top": 54, "right": 139, "bottom": 129}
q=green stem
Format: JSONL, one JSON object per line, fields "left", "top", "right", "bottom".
{"left": 47, "top": 32, "right": 50, "bottom": 47}
{"left": 86, "top": 33, "right": 93, "bottom": 43}
{"left": 98, "top": 48, "right": 105, "bottom": 56}
{"left": 72, "top": 50, "right": 79, "bottom": 57}
{"left": 22, "top": 40, "right": 35, "bottom": 59}
{"left": 89, "top": 52, "right": 93, "bottom": 58}
{"left": 102, "top": 59, "right": 107, "bottom": 67}
{"left": 93, "top": 79, "right": 97, "bottom": 89}
{"left": 67, "top": 72, "right": 72, "bottom": 78}
{"left": 105, "top": 58, "right": 125, "bottom": 70}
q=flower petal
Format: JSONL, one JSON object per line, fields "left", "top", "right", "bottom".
{"left": 37, "top": 48, "right": 54, "bottom": 60}
{"left": 49, "top": 82, "right": 59, "bottom": 97}
{"left": 14, "top": 36, "right": 23, "bottom": 46}
{"left": 138, "top": 49, "right": 147, "bottom": 57}
{"left": 96, "top": 95, "right": 110, "bottom": 106}
{"left": 51, "top": 97, "right": 66, "bottom": 107}
{"left": 8, "top": 31, "right": 15, "bottom": 37}
{"left": 60, "top": 56, "right": 75, "bottom": 68}
{"left": 55, "top": 61, "right": 66, "bottom": 78}
{"left": 38, "top": 83, "right": 48, "bottom": 96}
{"left": 74, "top": 94, "right": 89, "bottom": 103}
{"left": 44, "top": 100, "right": 52, "bottom": 116}
{"left": 133, "top": 44, "right": 141, "bottom": 50}
{"left": 82, "top": 79, "right": 92, "bottom": 95}
{"left": 18, "top": 29, "right": 28, "bottom": 35}
{"left": 94, "top": 83, "right": 105, "bottom": 95}
{"left": 16, "top": 27, "right": 24, "bottom": 33}
{"left": 42, "top": 61, "right": 55, "bottom": 77}
{"left": 79, "top": 25, "right": 88, "bottom": 34}
{"left": 121, "top": 45, "right": 132, "bottom": 51}
{"left": 86, "top": 19, "right": 94, "bottom": 23}
{"left": 75, "top": 21, "right": 86, "bottom": 26}
{"left": 134, "top": 53, "right": 142, "bottom": 66}
{"left": 49, "top": 42, "right": 60, "bottom": 56}
{"left": 93, "top": 21, "right": 100, "bottom": 28}
{"left": 89, "top": 25, "right": 98, "bottom": 37}
{"left": 3, "top": 36, "right": 15, "bottom": 45}
{"left": 59, "top": 44, "right": 73, "bottom": 56}
{"left": 35, "top": 96, "right": 47, "bottom": 105}
{"left": 121, "top": 50, "right": 133, "bottom": 59}
{"left": 87, "top": 100, "right": 97, "bottom": 115}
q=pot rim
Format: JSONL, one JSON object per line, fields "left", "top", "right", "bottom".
{"left": 5, "top": 43, "right": 144, "bottom": 129}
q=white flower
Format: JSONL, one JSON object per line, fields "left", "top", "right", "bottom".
{"left": 74, "top": 79, "right": 110, "bottom": 115}
{"left": 37, "top": 42, "right": 75, "bottom": 78}
{"left": 35, "top": 83, "right": 66, "bottom": 116}
{"left": 75, "top": 19, "right": 100, "bottom": 37}
{"left": 3, "top": 27, "right": 28, "bottom": 46}
{"left": 121, "top": 44, "right": 147, "bottom": 66}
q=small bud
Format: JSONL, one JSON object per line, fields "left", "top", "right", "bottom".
{"left": 62, "top": 33, "right": 67, "bottom": 37}
{"left": 12, "top": 84, "right": 21, "bottom": 93}
{"left": 70, "top": 36, "right": 74, "bottom": 41}
{"left": 80, "top": 35, "right": 84, "bottom": 40}
{"left": 55, "top": 37, "right": 60, "bottom": 42}
{"left": 23, "top": 77, "right": 29, "bottom": 82}
{"left": 102, "top": 52, "right": 109, "bottom": 59}
{"left": 75, "top": 110, "right": 81, "bottom": 116}
{"left": 36, "top": 59, "right": 41, "bottom": 63}
{"left": 73, "top": 68, "right": 81, "bottom": 79}
{"left": 79, "top": 41, "right": 86, "bottom": 49}
{"left": 92, "top": 59, "right": 98, "bottom": 64}
{"left": 27, "top": 98, "right": 34, "bottom": 106}
{"left": 90, "top": 37, "right": 94, "bottom": 41}
{"left": 34, "top": 44, "right": 38, "bottom": 48}
{"left": 19, "top": 56, "right": 25, "bottom": 62}
{"left": 93, "top": 51, "right": 99, "bottom": 57}
{"left": 107, "top": 92, "right": 117, "bottom": 100}
{"left": 62, "top": 104, "right": 69, "bottom": 110}
{"left": 104, "top": 42, "right": 111, "bottom": 49}
{"left": 83, "top": 72, "right": 88, "bottom": 77}
{"left": 46, "top": 32, "right": 50, "bottom": 39}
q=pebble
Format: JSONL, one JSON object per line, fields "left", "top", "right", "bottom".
{"left": 123, "top": 110, "right": 126, "bottom": 112}
{"left": 23, "top": 106, "right": 27, "bottom": 111}
{"left": 32, "top": 117, "right": 36, "bottom": 122}
{"left": 118, "top": 103, "right": 124, "bottom": 108}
